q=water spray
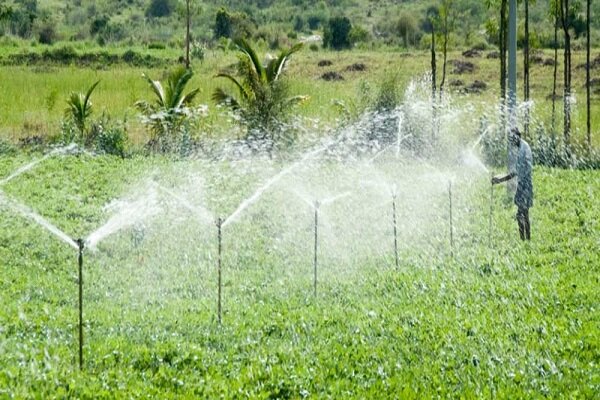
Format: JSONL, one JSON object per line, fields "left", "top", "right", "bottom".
{"left": 216, "top": 217, "right": 223, "bottom": 324}
{"left": 313, "top": 201, "right": 319, "bottom": 297}
{"left": 448, "top": 181, "right": 454, "bottom": 259}
{"left": 76, "top": 238, "right": 85, "bottom": 370}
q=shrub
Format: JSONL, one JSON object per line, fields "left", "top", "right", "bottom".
{"left": 38, "top": 24, "right": 57, "bottom": 45}
{"left": 92, "top": 119, "right": 128, "bottom": 157}
{"left": 323, "top": 16, "right": 353, "bottom": 50}
{"left": 146, "top": 0, "right": 175, "bottom": 18}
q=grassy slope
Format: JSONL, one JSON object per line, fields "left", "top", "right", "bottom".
{"left": 0, "top": 153, "right": 598, "bottom": 398}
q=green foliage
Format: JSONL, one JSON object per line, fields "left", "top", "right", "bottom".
{"left": 323, "top": 16, "right": 353, "bottom": 50}
{"left": 212, "top": 39, "right": 307, "bottom": 143}
{"left": 135, "top": 67, "right": 202, "bottom": 152}
{"left": 146, "top": 0, "right": 175, "bottom": 18}
{"left": 0, "top": 153, "right": 598, "bottom": 398}
{"left": 213, "top": 7, "right": 255, "bottom": 40}
{"left": 91, "top": 117, "right": 128, "bottom": 157}
{"left": 65, "top": 80, "right": 100, "bottom": 144}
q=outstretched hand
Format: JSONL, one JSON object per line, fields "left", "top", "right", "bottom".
{"left": 491, "top": 176, "right": 501, "bottom": 185}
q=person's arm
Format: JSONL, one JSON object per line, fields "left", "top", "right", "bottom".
{"left": 492, "top": 172, "right": 516, "bottom": 185}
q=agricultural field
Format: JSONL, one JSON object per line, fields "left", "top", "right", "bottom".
{"left": 0, "top": 147, "right": 598, "bottom": 397}
{"left": 1, "top": 3, "right": 600, "bottom": 396}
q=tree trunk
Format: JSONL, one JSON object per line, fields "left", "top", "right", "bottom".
{"left": 586, "top": 0, "right": 591, "bottom": 150}
{"left": 524, "top": 0, "right": 530, "bottom": 138}
{"left": 439, "top": 13, "right": 449, "bottom": 102}
{"left": 431, "top": 28, "right": 437, "bottom": 139}
{"left": 185, "top": 0, "right": 191, "bottom": 69}
{"left": 552, "top": 11, "right": 559, "bottom": 149}
{"left": 560, "top": 0, "right": 572, "bottom": 159}
{"left": 500, "top": 0, "right": 507, "bottom": 104}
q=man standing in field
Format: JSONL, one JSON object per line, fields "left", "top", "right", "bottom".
{"left": 492, "top": 128, "right": 533, "bottom": 241}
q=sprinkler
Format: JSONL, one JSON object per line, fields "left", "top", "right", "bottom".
{"left": 489, "top": 173, "right": 494, "bottom": 247}
{"left": 216, "top": 217, "right": 223, "bottom": 325}
{"left": 75, "top": 238, "right": 85, "bottom": 370}
{"left": 448, "top": 181, "right": 454, "bottom": 259}
{"left": 313, "top": 201, "right": 319, "bottom": 297}
{"left": 392, "top": 192, "right": 399, "bottom": 269}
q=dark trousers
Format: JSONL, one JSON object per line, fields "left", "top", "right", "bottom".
{"left": 517, "top": 207, "right": 531, "bottom": 241}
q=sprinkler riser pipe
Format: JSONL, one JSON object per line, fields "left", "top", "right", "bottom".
{"left": 216, "top": 218, "right": 222, "bottom": 325}
{"left": 448, "top": 182, "right": 454, "bottom": 259}
{"left": 313, "top": 205, "right": 318, "bottom": 297}
{"left": 392, "top": 195, "right": 399, "bottom": 269}
{"left": 76, "top": 239, "right": 84, "bottom": 370}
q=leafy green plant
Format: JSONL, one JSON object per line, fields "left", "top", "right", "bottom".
{"left": 212, "top": 38, "right": 307, "bottom": 144}
{"left": 135, "top": 67, "right": 201, "bottom": 152}
{"left": 65, "top": 80, "right": 100, "bottom": 145}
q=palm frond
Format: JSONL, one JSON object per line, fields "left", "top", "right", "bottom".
{"left": 212, "top": 88, "right": 241, "bottom": 110}
{"left": 168, "top": 67, "right": 193, "bottom": 108}
{"left": 181, "top": 88, "right": 200, "bottom": 106}
{"left": 142, "top": 73, "right": 166, "bottom": 108}
{"left": 215, "top": 72, "right": 250, "bottom": 100}
{"left": 234, "top": 38, "right": 266, "bottom": 83}
{"left": 266, "top": 42, "right": 303, "bottom": 82}
{"left": 83, "top": 80, "right": 100, "bottom": 113}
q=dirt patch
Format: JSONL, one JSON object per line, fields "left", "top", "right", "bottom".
{"left": 451, "top": 59, "right": 476, "bottom": 74}
{"left": 464, "top": 80, "right": 487, "bottom": 94}
{"left": 321, "top": 71, "right": 344, "bottom": 81}
{"left": 345, "top": 63, "right": 367, "bottom": 72}
{"left": 449, "top": 79, "right": 464, "bottom": 87}
{"left": 462, "top": 49, "right": 481, "bottom": 58}
{"left": 530, "top": 55, "right": 544, "bottom": 65}
{"left": 543, "top": 58, "right": 556, "bottom": 67}
{"left": 487, "top": 51, "right": 500, "bottom": 59}
{"left": 318, "top": 60, "right": 333, "bottom": 67}
{"left": 546, "top": 93, "right": 563, "bottom": 101}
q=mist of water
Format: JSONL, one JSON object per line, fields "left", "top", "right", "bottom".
{"left": 0, "top": 191, "right": 78, "bottom": 249}
{"left": 0, "top": 144, "right": 78, "bottom": 187}
{"left": 86, "top": 184, "right": 161, "bottom": 249}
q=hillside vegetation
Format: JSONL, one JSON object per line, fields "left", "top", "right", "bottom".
{"left": 1, "top": 0, "right": 600, "bottom": 50}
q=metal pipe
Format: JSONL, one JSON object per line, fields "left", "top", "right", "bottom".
{"left": 313, "top": 201, "right": 319, "bottom": 297}
{"left": 392, "top": 194, "right": 399, "bottom": 269}
{"left": 489, "top": 175, "right": 494, "bottom": 248}
{"left": 216, "top": 217, "right": 222, "bottom": 325}
{"left": 507, "top": 0, "right": 518, "bottom": 197}
{"left": 448, "top": 182, "right": 454, "bottom": 259}
{"left": 76, "top": 238, "right": 85, "bottom": 370}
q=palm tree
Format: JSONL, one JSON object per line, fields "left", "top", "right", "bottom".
{"left": 212, "top": 38, "right": 308, "bottom": 142}
{"left": 136, "top": 67, "right": 200, "bottom": 150}
{"left": 65, "top": 80, "right": 100, "bottom": 144}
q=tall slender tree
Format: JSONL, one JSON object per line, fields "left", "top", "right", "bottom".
{"left": 524, "top": 0, "right": 530, "bottom": 138}
{"left": 559, "top": 0, "right": 572, "bottom": 159}
{"left": 586, "top": 0, "right": 591, "bottom": 150}
{"left": 438, "top": 1, "right": 453, "bottom": 101}
{"left": 551, "top": 0, "right": 560, "bottom": 149}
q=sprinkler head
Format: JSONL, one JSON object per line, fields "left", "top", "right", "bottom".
{"left": 314, "top": 200, "right": 320, "bottom": 210}
{"left": 75, "top": 238, "right": 85, "bottom": 251}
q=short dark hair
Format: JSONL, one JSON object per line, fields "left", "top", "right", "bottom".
{"left": 510, "top": 127, "right": 521, "bottom": 137}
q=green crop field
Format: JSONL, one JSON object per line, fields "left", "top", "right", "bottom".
{"left": 1, "top": 1, "right": 600, "bottom": 395}
{"left": 0, "top": 151, "right": 598, "bottom": 398}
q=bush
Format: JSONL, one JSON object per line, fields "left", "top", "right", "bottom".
{"left": 146, "top": 0, "right": 175, "bottom": 18}
{"left": 93, "top": 120, "right": 128, "bottom": 157}
{"left": 148, "top": 42, "right": 166, "bottom": 50}
{"left": 323, "top": 16, "right": 353, "bottom": 50}
{"left": 38, "top": 24, "right": 57, "bottom": 45}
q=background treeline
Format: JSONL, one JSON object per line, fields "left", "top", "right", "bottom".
{"left": 1, "top": 0, "right": 599, "bottom": 50}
